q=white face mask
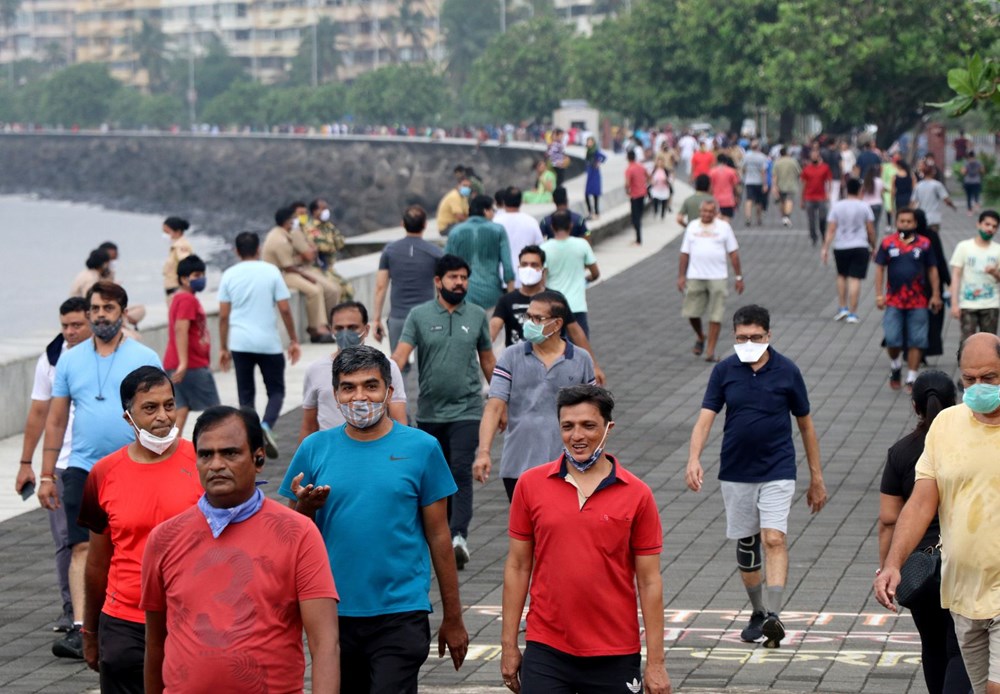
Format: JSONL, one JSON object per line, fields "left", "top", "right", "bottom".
{"left": 517, "top": 266, "right": 543, "bottom": 286}
{"left": 734, "top": 342, "right": 768, "bottom": 363}
{"left": 291, "top": 218, "right": 301, "bottom": 231}
{"left": 126, "top": 411, "right": 179, "bottom": 455}
{"left": 319, "top": 209, "right": 331, "bottom": 222}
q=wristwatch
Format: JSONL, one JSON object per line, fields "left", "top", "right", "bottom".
{"left": 735, "top": 275, "right": 744, "bottom": 281}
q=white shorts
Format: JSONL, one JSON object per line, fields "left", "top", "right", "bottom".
{"left": 952, "top": 612, "right": 1000, "bottom": 693}
{"left": 721, "top": 479, "right": 795, "bottom": 539}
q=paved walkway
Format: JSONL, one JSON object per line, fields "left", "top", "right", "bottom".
{"left": 0, "top": 196, "right": 978, "bottom": 692}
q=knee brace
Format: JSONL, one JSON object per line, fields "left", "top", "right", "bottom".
{"left": 737, "top": 533, "right": 762, "bottom": 572}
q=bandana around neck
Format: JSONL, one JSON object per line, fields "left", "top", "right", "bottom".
{"left": 197, "top": 488, "right": 265, "bottom": 539}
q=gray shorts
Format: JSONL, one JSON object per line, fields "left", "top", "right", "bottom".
{"left": 952, "top": 612, "right": 1000, "bottom": 693}
{"left": 170, "top": 367, "right": 221, "bottom": 411}
{"left": 721, "top": 479, "right": 795, "bottom": 539}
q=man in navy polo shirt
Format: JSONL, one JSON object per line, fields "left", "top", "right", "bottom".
{"left": 685, "top": 305, "right": 827, "bottom": 649}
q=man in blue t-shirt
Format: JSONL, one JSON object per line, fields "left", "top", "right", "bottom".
{"left": 685, "top": 305, "right": 827, "bottom": 650}
{"left": 218, "top": 231, "right": 301, "bottom": 459}
{"left": 281, "top": 345, "right": 468, "bottom": 691}
{"left": 38, "top": 281, "right": 161, "bottom": 660}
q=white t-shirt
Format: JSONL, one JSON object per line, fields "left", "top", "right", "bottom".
{"left": 499, "top": 211, "right": 544, "bottom": 287}
{"left": 217, "top": 260, "right": 291, "bottom": 354}
{"left": 302, "top": 353, "right": 407, "bottom": 430}
{"left": 826, "top": 199, "right": 875, "bottom": 250}
{"left": 681, "top": 219, "right": 739, "bottom": 280}
{"left": 679, "top": 135, "right": 697, "bottom": 159}
{"left": 841, "top": 149, "right": 857, "bottom": 177}
{"left": 914, "top": 179, "right": 950, "bottom": 225}
{"left": 950, "top": 239, "right": 1000, "bottom": 310}
{"left": 31, "top": 348, "right": 73, "bottom": 470}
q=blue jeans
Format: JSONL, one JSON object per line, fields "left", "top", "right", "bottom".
{"left": 883, "top": 306, "right": 929, "bottom": 350}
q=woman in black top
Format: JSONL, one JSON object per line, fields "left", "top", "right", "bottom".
{"left": 878, "top": 371, "right": 970, "bottom": 694}
{"left": 912, "top": 209, "right": 951, "bottom": 358}
{"left": 892, "top": 160, "right": 916, "bottom": 212}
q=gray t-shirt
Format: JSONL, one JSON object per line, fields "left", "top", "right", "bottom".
{"left": 742, "top": 150, "right": 769, "bottom": 186}
{"left": 488, "top": 341, "right": 595, "bottom": 479}
{"left": 914, "top": 179, "right": 950, "bottom": 226}
{"left": 302, "top": 352, "right": 407, "bottom": 430}
{"left": 826, "top": 199, "right": 875, "bottom": 250}
{"left": 378, "top": 236, "right": 444, "bottom": 319}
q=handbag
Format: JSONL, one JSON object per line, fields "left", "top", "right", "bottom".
{"left": 895, "top": 544, "right": 941, "bottom": 608}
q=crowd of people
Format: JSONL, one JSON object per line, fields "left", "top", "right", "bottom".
{"left": 10, "top": 125, "right": 1000, "bottom": 694}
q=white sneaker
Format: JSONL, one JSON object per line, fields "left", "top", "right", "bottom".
{"left": 452, "top": 535, "right": 469, "bottom": 570}
{"left": 845, "top": 313, "right": 860, "bottom": 324}
{"left": 782, "top": 216, "right": 791, "bottom": 227}
{"left": 833, "top": 307, "right": 850, "bottom": 321}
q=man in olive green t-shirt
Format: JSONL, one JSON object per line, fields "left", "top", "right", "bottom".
{"left": 391, "top": 254, "right": 496, "bottom": 570}
{"left": 773, "top": 147, "right": 803, "bottom": 228}
{"left": 677, "top": 173, "right": 715, "bottom": 227}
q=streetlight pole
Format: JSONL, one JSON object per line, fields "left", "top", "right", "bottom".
{"left": 310, "top": 0, "right": 318, "bottom": 86}
{"left": 187, "top": 24, "right": 196, "bottom": 126}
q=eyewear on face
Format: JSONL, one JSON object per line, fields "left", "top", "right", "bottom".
{"left": 734, "top": 334, "right": 767, "bottom": 344}
{"left": 525, "top": 314, "right": 553, "bottom": 325}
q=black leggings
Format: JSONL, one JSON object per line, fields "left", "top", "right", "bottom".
{"left": 630, "top": 197, "right": 644, "bottom": 244}
{"left": 231, "top": 351, "right": 285, "bottom": 428}
{"left": 652, "top": 198, "right": 668, "bottom": 218}
{"left": 909, "top": 589, "right": 971, "bottom": 694}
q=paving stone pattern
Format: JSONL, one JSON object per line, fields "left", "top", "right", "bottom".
{"left": 0, "top": 203, "right": 977, "bottom": 693}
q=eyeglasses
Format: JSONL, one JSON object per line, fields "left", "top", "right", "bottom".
{"left": 524, "top": 313, "right": 553, "bottom": 325}
{"left": 734, "top": 333, "right": 768, "bottom": 344}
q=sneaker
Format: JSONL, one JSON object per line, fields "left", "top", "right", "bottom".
{"left": 452, "top": 535, "right": 469, "bottom": 571}
{"left": 762, "top": 612, "right": 785, "bottom": 649}
{"left": 261, "top": 424, "right": 279, "bottom": 459}
{"left": 889, "top": 368, "right": 902, "bottom": 390}
{"left": 782, "top": 216, "right": 791, "bottom": 228}
{"left": 740, "top": 610, "right": 766, "bottom": 643}
{"left": 52, "top": 625, "right": 83, "bottom": 659}
{"left": 845, "top": 313, "right": 860, "bottom": 324}
{"left": 52, "top": 604, "right": 73, "bottom": 633}
{"left": 833, "top": 307, "right": 850, "bottom": 321}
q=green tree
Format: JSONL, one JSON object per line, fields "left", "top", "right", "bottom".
{"left": 135, "top": 19, "right": 170, "bottom": 93}
{"left": 138, "top": 93, "right": 184, "bottom": 128}
{"left": 41, "top": 42, "right": 67, "bottom": 71}
{"left": 441, "top": 0, "right": 500, "bottom": 90}
{"left": 288, "top": 17, "right": 340, "bottom": 86}
{"left": 1, "top": 0, "right": 20, "bottom": 85}
{"left": 40, "top": 62, "right": 122, "bottom": 126}
{"left": 307, "top": 82, "right": 348, "bottom": 123}
{"left": 397, "top": 0, "right": 428, "bottom": 61}
{"left": 347, "top": 63, "right": 448, "bottom": 124}
{"left": 932, "top": 53, "right": 1000, "bottom": 129}
{"left": 169, "top": 34, "right": 247, "bottom": 106}
{"left": 762, "top": 0, "right": 997, "bottom": 147}
{"left": 108, "top": 86, "right": 143, "bottom": 126}
{"left": 200, "top": 81, "right": 267, "bottom": 127}
{"left": 467, "top": 17, "right": 572, "bottom": 122}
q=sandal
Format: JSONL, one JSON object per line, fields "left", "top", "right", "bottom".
{"left": 704, "top": 354, "right": 720, "bottom": 363}
{"left": 692, "top": 340, "right": 704, "bottom": 356}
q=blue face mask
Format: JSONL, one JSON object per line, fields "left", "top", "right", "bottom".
{"left": 459, "top": 185, "right": 471, "bottom": 197}
{"left": 189, "top": 277, "right": 207, "bottom": 293}
{"left": 563, "top": 423, "right": 611, "bottom": 472}
{"left": 963, "top": 383, "right": 1000, "bottom": 414}
{"left": 522, "top": 319, "right": 555, "bottom": 344}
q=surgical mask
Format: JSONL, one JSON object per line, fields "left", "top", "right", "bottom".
{"left": 522, "top": 319, "right": 555, "bottom": 344}
{"left": 459, "top": 186, "right": 471, "bottom": 197}
{"left": 563, "top": 423, "right": 611, "bottom": 472}
{"left": 338, "top": 391, "right": 389, "bottom": 429}
{"left": 440, "top": 287, "right": 466, "bottom": 306}
{"left": 334, "top": 329, "right": 364, "bottom": 351}
{"left": 109, "top": 260, "right": 118, "bottom": 274}
{"left": 163, "top": 232, "right": 172, "bottom": 242}
{"left": 126, "top": 411, "right": 180, "bottom": 455}
{"left": 319, "top": 209, "right": 331, "bottom": 222}
{"left": 963, "top": 383, "right": 1000, "bottom": 414}
{"left": 517, "top": 266, "right": 543, "bottom": 286}
{"left": 291, "top": 218, "right": 301, "bottom": 231}
{"left": 734, "top": 341, "right": 768, "bottom": 363}
{"left": 980, "top": 230, "right": 994, "bottom": 242}
{"left": 189, "top": 277, "right": 207, "bottom": 293}
{"left": 90, "top": 317, "right": 123, "bottom": 341}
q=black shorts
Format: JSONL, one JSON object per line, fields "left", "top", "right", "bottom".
{"left": 170, "top": 367, "right": 221, "bottom": 411}
{"left": 62, "top": 466, "right": 90, "bottom": 546}
{"left": 719, "top": 206, "right": 736, "bottom": 218}
{"left": 340, "top": 610, "right": 430, "bottom": 694}
{"left": 99, "top": 612, "right": 145, "bottom": 694}
{"left": 833, "top": 248, "right": 870, "bottom": 279}
{"left": 746, "top": 184, "right": 764, "bottom": 205}
{"left": 520, "top": 641, "right": 642, "bottom": 694}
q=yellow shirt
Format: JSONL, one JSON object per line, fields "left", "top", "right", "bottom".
{"left": 915, "top": 404, "right": 1000, "bottom": 619}
{"left": 163, "top": 236, "right": 194, "bottom": 290}
{"left": 436, "top": 188, "right": 468, "bottom": 232}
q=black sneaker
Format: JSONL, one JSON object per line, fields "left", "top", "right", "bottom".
{"left": 762, "top": 612, "right": 785, "bottom": 649}
{"left": 889, "top": 367, "right": 902, "bottom": 390}
{"left": 52, "top": 604, "right": 73, "bottom": 633}
{"left": 261, "top": 425, "right": 279, "bottom": 459}
{"left": 52, "top": 625, "right": 83, "bottom": 659}
{"left": 740, "top": 610, "right": 766, "bottom": 642}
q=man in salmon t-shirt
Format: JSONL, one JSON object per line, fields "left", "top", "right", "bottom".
{"left": 77, "top": 366, "right": 205, "bottom": 692}
{"left": 800, "top": 147, "right": 833, "bottom": 245}
{"left": 141, "top": 406, "right": 340, "bottom": 694}
{"left": 691, "top": 139, "right": 716, "bottom": 181}
{"left": 625, "top": 150, "right": 650, "bottom": 245}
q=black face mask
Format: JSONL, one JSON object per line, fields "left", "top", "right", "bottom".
{"left": 440, "top": 287, "right": 466, "bottom": 306}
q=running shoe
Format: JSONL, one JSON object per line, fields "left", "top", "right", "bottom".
{"left": 52, "top": 625, "right": 83, "bottom": 660}
{"left": 52, "top": 603, "right": 73, "bottom": 633}
{"left": 845, "top": 313, "right": 860, "bottom": 324}
{"left": 762, "top": 612, "right": 785, "bottom": 649}
{"left": 740, "top": 611, "right": 766, "bottom": 643}
{"left": 833, "top": 307, "right": 850, "bottom": 321}
{"left": 262, "top": 424, "right": 279, "bottom": 459}
{"left": 889, "top": 368, "right": 902, "bottom": 390}
{"left": 453, "top": 535, "right": 470, "bottom": 571}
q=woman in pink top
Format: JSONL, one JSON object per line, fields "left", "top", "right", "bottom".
{"left": 708, "top": 154, "right": 741, "bottom": 220}
{"left": 650, "top": 155, "right": 673, "bottom": 219}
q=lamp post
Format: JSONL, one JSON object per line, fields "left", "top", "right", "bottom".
{"left": 187, "top": 23, "right": 197, "bottom": 126}
{"left": 310, "top": 0, "right": 318, "bottom": 86}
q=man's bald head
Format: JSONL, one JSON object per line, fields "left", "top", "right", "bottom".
{"left": 959, "top": 332, "right": 1000, "bottom": 366}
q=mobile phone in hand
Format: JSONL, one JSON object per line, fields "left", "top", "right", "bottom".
{"left": 20, "top": 481, "right": 35, "bottom": 501}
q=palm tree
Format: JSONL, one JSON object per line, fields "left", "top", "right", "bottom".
{"left": 42, "top": 41, "right": 66, "bottom": 71}
{"left": 397, "top": 0, "right": 427, "bottom": 61}
{"left": 135, "top": 19, "right": 169, "bottom": 92}
{"left": 1, "top": 0, "right": 21, "bottom": 86}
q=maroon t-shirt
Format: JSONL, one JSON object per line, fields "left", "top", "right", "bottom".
{"left": 164, "top": 291, "right": 210, "bottom": 370}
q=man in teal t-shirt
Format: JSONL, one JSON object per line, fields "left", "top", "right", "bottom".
{"left": 444, "top": 194, "right": 514, "bottom": 310}
{"left": 541, "top": 210, "right": 601, "bottom": 337}
{"left": 281, "top": 345, "right": 468, "bottom": 691}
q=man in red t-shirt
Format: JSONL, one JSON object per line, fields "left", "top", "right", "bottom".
{"left": 800, "top": 147, "right": 833, "bottom": 245}
{"left": 77, "top": 366, "right": 204, "bottom": 692}
{"left": 709, "top": 156, "right": 741, "bottom": 220}
{"left": 625, "top": 150, "right": 649, "bottom": 245}
{"left": 501, "top": 385, "right": 671, "bottom": 694}
{"left": 163, "top": 255, "right": 219, "bottom": 432}
{"left": 690, "top": 139, "right": 716, "bottom": 181}
{"left": 142, "top": 406, "right": 340, "bottom": 694}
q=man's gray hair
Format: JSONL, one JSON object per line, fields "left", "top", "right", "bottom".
{"left": 331, "top": 345, "right": 392, "bottom": 389}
